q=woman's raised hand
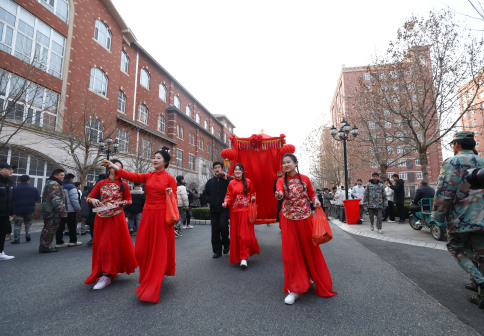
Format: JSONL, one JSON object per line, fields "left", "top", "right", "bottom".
{"left": 101, "top": 159, "right": 119, "bottom": 172}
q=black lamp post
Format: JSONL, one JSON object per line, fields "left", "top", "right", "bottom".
{"left": 330, "top": 120, "right": 359, "bottom": 200}
{"left": 99, "top": 135, "right": 119, "bottom": 174}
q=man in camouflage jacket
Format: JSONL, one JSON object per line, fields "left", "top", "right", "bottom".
{"left": 432, "top": 131, "right": 484, "bottom": 309}
{"left": 363, "top": 172, "right": 388, "bottom": 234}
{"left": 39, "top": 169, "right": 67, "bottom": 253}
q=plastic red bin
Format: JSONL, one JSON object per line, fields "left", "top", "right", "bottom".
{"left": 343, "top": 199, "right": 361, "bottom": 224}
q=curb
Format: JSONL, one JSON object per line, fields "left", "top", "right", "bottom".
{"left": 330, "top": 218, "right": 447, "bottom": 251}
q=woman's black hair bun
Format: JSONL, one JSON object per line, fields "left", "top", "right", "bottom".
{"left": 161, "top": 146, "right": 170, "bottom": 153}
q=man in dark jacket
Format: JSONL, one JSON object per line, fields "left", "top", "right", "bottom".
{"left": 409, "top": 181, "right": 435, "bottom": 221}
{"left": 12, "top": 174, "right": 40, "bottom": 244}
{"left": 0, "top": 163, "right": 15, "bottom": 260}
{"left": 203, "top": 162, "right": 232, "bottom": 258}
{"left": 124, "top": 182, "right": 145, "bottom": 233}
{"left": 55, "top": 173, "right": 81, "bottom": 247}
{"left": 389, "top": 173, "right": 406, "bottom": 223}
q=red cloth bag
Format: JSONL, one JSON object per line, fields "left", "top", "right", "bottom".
{"left": 165, "top": 193, "right": 179, "bottom": 227}
{"left": 312, "top": 207, "right": 332, "bottom": 245}
{"left": 248, "top": 202, "right": 257, "bottom": 224}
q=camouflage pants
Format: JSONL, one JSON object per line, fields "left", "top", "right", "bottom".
{"left": 13, "top": 213, "right": 33, "bottom": 241}
{"left": 447, "top": 232, "right": 484, "bottom": 285}
{"left": 175, "top": 207, "right": 186, "bottom": 230}
{"left": 368, "top": 208, "right": 383, "bottom": 230}
{"left": 39, "top": 216, "right": 60, "bottom": 248}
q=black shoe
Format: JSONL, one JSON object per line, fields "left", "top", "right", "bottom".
{"left": 465, "top": 283, "right": 478, "bottom": 292}
{"left": 213, "top": 253, "right": 222, "bottom": 258}
{"left": 39, "top": 246, "right": 58, "bottom": 253}
{"left": 223, "top": 246, "right": 229, "bottom": 254}
{"left": 26, "top": 235, "right": 31, "bottom": 242}
{"left": 11, "top": 240, "right": 20, "bottom": 244}
{"left": 87, "top": 239, "right": 93, "bottom": 246}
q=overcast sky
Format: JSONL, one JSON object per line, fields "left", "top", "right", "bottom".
{"left": 112, "top": 0, "right": 478, "bottom": 165}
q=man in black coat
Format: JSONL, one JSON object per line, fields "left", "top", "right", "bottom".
{"left": 0, "top": 163, "right": 15, "bottom": 260}
{"left": 124, "top": 182, "right": 145, "bottom": 233}
{"left": 202, "top": 162, "right": 232, "bottom": 258}
{"left": 389, "top": 173, "right": 406, "bottom": 223}
{"left": 409, "top": 181, "right": 435, "bottom": 220}
{"left": 12, "top": 174, "right": 40, "bottom": 243}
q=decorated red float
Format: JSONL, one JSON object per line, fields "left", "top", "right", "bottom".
{"left": 221, "top": 132, "right": 295, "bottom": 224}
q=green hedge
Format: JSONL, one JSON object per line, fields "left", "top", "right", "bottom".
{"left": 192, "top": 207, "right": 211, "bottom": 220}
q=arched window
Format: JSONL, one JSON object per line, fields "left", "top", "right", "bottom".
{"left": 120, "top": 51, "right": 129, "bottom": 73}
{"left": 185, "top": 105, "right": 191, "bottom": 117}
{"left": 159, "top": 84, "right": 167, "bottom": 101}
{"left": 38, "top": 0, "right": 69, "bottom": 23}
{"left": 180, "top": 126, "right": 184, "bottom": 140}
{"left": 94, "top": 20, "right": 111, "bottom": 50}
{"left": 189, "top": 131, "right": 192, "bottom": 144}
{"left": 196, "top": 113, "right": 200, "bottom": 124}
{"left": 174, "top": 95, "right": 180, "bottom": 109}
{"left": 211, "top": 125, "right": 214, "bottom": 135}
{"left": 117, "top": 90, "right": 126, "bottom": 113}
{"left": 138, "top": 104, "right": 148, "bottom": 124}
{"left": 158, "top": 115, "right": 165, "bottom": 132}
{"left": 89, "top": 68, "right": 108, "bottom": 97}
{"left": 85, "top": 118, "right": 103, "bottom": 142}
{"left": 204, "top": 120, "right": 208, "bottom": 130}
{"left": 176, "top": 125, "right": 180, "bottom": 138}
{"left": 140, "top": 69, "right": 150, "bottom": 89}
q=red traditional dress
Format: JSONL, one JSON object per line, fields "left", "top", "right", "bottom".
{"left": 276, "top": 173, "right": 337, "bottom": 298}
{"left": 115, "top": 168, "right": 177, "bottom": 303}
{"left": 224, "top": 178, "right": 260, "bottom": 263}
{"left": 85, "top": 178, "right": 137, "bottom": 284}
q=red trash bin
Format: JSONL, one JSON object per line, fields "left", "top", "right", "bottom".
{"left": 343, "top": 199, "right": 361, "bottom": 224}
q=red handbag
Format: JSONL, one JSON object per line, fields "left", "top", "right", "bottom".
{"left": 165, "top": 192, "right": 179, "bottom": 227}
{"left": 248, "top": 202, "right": 257, "bottom": 224}
{"left": 312, "top": 207, "right": 332, "bottom": 245}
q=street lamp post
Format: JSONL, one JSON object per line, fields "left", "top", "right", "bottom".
{"left": 330, "top": 120, "right": 359, "bottom": 200}
{"left": 99, "top": 135, "right": 119, "bottom": 174}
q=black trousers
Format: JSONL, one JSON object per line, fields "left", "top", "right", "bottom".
{"left": 409, "top": 205, "right": 421, "bottom": 219}
{"left": 210, "top": 210, "right": 230, "bottom": 254}
{"left": 396, "top": 202, "right": 405, "bottom": 222}
{"left": 383, "top": 201, "right": 395, "bottom": 221}
{"left": 56, "top": 212, "right": 78, "bottom": 244}
{"left": 0, "top": 216, "right": 11, "bottom": 253}
{"left": 86, "top": 211, "right": 96, "bottom": 238}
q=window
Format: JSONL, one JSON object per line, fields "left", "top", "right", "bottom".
{"left": 157, "top": 115, "right": 165, "bottom": 132}
{"left": 38, "top": 0, "right": 69, "bottom": 23}
{"left": 207, "top": 142, "right": 211, "bottom": 154}
{"left": 224, "top": 133, "right": 227, "bottom": 143}
{"left": 390, "top": 71, "right": 397, "bottom": 78}
{"left": 116, "top": 129, "right": 129, "bottom": 152}
{"left": 416, "top": 171, "right": 423, "bottom": 180}
{"left": 176, "top": 149, "right": 183, "bottom": 167}
{"left": 477, "top": 141, "right": 480, "bottom": 147}
{"left": 174, "top": 95, "right": 180, "bottom": 109}
{"left": 218, "top": 130, "right": 221, "bottom": 139}
{"left": 159, "top": 84, "right": 167, "bottom": 102}
{"left": 138, "top": 104, "right": 148, "bottom": 124}
{"left": 387, "top": 146, "right": 393, "bottom": 154}
{"left": 415, "top": 158, "right": 421, "bottom": 166}
{"left": 188, "top": 154, "right": 195, "bottom": 171}
{"left": 387, "top": 173, "right": 394, "bottom": 180}
{"left": 140, "top": 69, "right": 150, "bottom": 89}
{"left": 379, "top": 73, "right": 385, "bottom": 79}
{"left": 473, "top": 120, "right": 477, "bottom": 126}
{"left": 204, "top": 120, "right": 208, "bottom": 130}
{"left": 94, "top": 20, "right": 111, "bottom": 50}
{"left": 368, "top": 121, "right": 375, "bottom": 129}
{"left": 383, "top": 109, "right": 390, "bottom": 116}
{"left": 363, "top": 73, "right": 370, "bottom": 80}
{"left": 117, "top": 90, "right": 126, "bottom": 113}
{"left": 176, "top": 125, "right": 180, "bottom": 138}
{"left": 120, "top": 51, "right": 129, "bottom": 73}
{"left": 189, "top": 131, "right": 192, "bottom": 145}
{"left": 399, "top": 172, "right": 407, "bottom": 180}
{"left": 89, "top": 68, "right": 108, "bottom": 97}
{"left": 385, "top": 121, "right": 391, "bottom": 129}
{"left": 471, "top": 109, "right": 475, "bottom": 115}
{"left": 370, "top": 160, "right": 378, "bottom": 168}
{"left": 0, "top": 69, "right": 58, "bottom": 130}
{"left": 180, "top": 126, "right": 184, "bottom": 140}
{"left": 198, "top": 137, "right": 204, "bottom": 150}
{"left": 211, "top": 125, "right": 214, "bottom": 135}
{"left": 411, "top": 94, "right": 417, "bottom": 101}
{"left": 399, "top": 158, "right": 406, "bottom": 167}
{"left": 412, "top": 119, "right": 419, "bottom": 127}
{"left": 85, "top": 118, "right": 103, "bottom": 142}
{"left": 196, "top": 113, "right": 200, "bottom": 124}
{"left": 185, "top": 105, "right": 191, "bottom": 117}
{"left": 141, "top": 139, "right": 151, "bottom": 159}
{"left": 0, "top": 3, "right": 66, "bottom": 78}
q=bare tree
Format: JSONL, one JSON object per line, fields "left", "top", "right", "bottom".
{"left": 352, "top": 10, "right": 484, "bottom": 182}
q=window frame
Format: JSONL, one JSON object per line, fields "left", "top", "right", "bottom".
{"left": 140, "top": 69, "right": 150, "bottom": 89}
{"left": 120, "top": 50, "right": 129, "bottom": 73}
{"left": 117, "top": 90, "right": 126, "bottom": 113}
{"left": 94, "top": 20, "right": 111, "bottom": 50}
{"left": 138, "top": 104, "right": 148, "bottom": 124}
{"left": 89, "top": 67, "right": 108, "bottom": 97}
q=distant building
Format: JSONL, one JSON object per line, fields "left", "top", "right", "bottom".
{"left": 459, "top": 78, "right": 484, "bottom": 156}
{"left": 0, "top": 0, "right": 234, "bottom": 191}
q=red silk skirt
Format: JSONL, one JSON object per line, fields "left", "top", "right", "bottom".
{"left": 230, "top": 210, "right": 260, "bottom": 264}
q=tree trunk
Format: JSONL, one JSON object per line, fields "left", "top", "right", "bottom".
{"left": 419, "top": 150, "right": 430, "bottom": 183}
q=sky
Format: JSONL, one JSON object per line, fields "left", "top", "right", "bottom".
{"left": 112, "top": 0, "right": 479, "bottom": 167}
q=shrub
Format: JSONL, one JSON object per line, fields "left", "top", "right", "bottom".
{"left": 192, "top": 207, "right": 211, "bottom": 220}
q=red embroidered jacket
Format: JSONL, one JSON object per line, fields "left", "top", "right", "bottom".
{"left": 276, "top": 173, "right": 315, "bottom": 220}
{"left": 87, "top": 178, "right": 132, "bottom": 218}
{"left": 224, "top": 178, "right": 256, "bottom": 212}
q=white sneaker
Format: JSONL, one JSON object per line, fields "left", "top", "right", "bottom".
{"left": 378, "top": 229, "right": 383, "bottom": 234}
{"left": 68, "top": 242, "right": 83, "bottom": 247}
{"left": 388, "top": 220, "right": 396, "bottom": 223}
{"left": 186, "top": 225, "right": 194, "bottom": 229}
{"left": 0, "top": 252, "right": 15, "bottom": 260}
{"left": 240, "top": 259, "right": 248, "bottom": 269}
{"left": 284, "top": 292, "right": 299, "bottom": 305}
{"left": 93, "top": 276, "right": 112, "bottom": 290}
{"left": 182, "top": 225, "right": 187, "bottom": 229}
{"left": 55, "top": 243, "right": 68, "bottom": 248}
{"left": 360, "top": 219, "right": 365, "bottom": 222}
{"left": 415, "top": 220, "right": 421, "bottom": 225}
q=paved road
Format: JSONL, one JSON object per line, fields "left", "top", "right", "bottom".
{"left": 1, "top": 221, "right": 482, "bottom": 335}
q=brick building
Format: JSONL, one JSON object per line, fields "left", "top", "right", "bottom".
{"left": 329, "top": 56, "right": 443, "bottom": 196}
{"left": 0, "top": 0, "right": 234, "bottom": 191}
{"left": 459, "top": 78, "right": 484, "bottom": 155}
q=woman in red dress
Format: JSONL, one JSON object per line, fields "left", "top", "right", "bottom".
{"left": 222, "top": 163, "right": 260, "bottom": 269}
{"left": 102, "top": 147, "right": 177, "bottom": 303}
{"left": 85, "top": 159, "right": 137, "bottom": 290}
{"left": 275, "top": 154, "right": 337, "bottom": 305}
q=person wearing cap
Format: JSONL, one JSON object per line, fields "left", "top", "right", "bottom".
{"left": 432, "top": 131, "right": 484, "bottom": 309}
{"left": 0, "top": 163, "right": 15, "bottom": 260}
{"left": 12, "top": 175, "right": 40, "bottom": 244}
